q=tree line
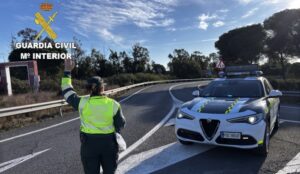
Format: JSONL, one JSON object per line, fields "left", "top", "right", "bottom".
{"left": 215, "top": 9, "right": 300, "bottom": 78}
{"left": 71, "top": 40, "right": 169, "bottom": 79}
{"left": 8, "top": 9, "right": 300, "bottom": 80}
{"left": 9, "top": 30, "right": 218, "bottom": 79}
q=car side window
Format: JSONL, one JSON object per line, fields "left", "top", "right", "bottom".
{"left": 264, "top": 80, "right": 271, "bottom": 95}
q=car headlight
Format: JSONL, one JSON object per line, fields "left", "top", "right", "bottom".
{"left": 177, "top": 111, "right": 195, "bottom": 120}
{"left": 227, "top": 113, "right": 264, "bottom": 125}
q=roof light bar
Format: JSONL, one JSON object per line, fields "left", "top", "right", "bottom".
{"left": 223, "top": 64, "right": 263, "bottom": 77}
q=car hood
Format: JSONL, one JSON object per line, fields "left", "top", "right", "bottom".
{"left": 185, "top": 97, "right": 258, "bottom": 114}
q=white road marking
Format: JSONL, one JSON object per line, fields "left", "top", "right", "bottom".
{"left": 276, "top": 152, "right": 300, "bottom": 174}
{"left": 281, "top": 105, "right": 300, "bottom": 110}
{"left": 0, "top": 86, "right": 151, "bottom": 144}
{"left": 168, "top": 82, "right": 201, "bottom": 107}
{"left": 119, "top": 86, "right": 152, "bottom": 103}
{"left": 169, "top": 84, "right": 185, "bottom": 106}
{"left": 116, "top": 142, "right": 213, "bottom": 174}
{"left": 279, "top": 120, "right": 285, "bottom": 124}
{"left": 119, "top": 105, "right": 176, "bottom": 161}
{"left": 0, "top": 118, "right": 79, "bottom": 143}
{"left": 116, "top": 82, "right": 299, "bottom": 173}
{"left": 118, "top": 82, "right": 204, "bottom": 161}
{"left": 164, "top": 118, "right": 175, "bottom": 127}
{"left": 280, "top": 119, "right": 300, "bottom": 124}
{"left": 8, "top": 81, "right": 299, "bottom": 173}
{"left": 0, "top": 148, "right": 50, "bottom": 173}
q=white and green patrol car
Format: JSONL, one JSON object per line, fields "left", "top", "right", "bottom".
{"left": 175, "top": 65, "right": 282, "bottom": 155}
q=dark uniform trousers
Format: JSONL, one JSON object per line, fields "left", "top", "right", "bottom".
{"left": 80, "top": 133, "right": 119, "bottom": 174}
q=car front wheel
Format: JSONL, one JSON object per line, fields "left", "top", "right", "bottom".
{"left": 274, "top": 107, "right": 280, "bottom": 132}
{"left": 255, "top": 122, "right": 270, "bottom": 156}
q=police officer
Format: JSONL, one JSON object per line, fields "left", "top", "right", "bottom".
{"left": 61, "top": 59, "right": 125, "bottom": 174}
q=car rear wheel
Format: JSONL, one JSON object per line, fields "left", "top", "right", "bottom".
{"left": 255, "top": 123, "right": 270, "bottom": 156}
{"left": 179, "top": 139, "right": 194, "bottom": 145}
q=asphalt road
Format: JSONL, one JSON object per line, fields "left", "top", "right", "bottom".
{"left": 0, "top": 81, "right": 299, "bottom": 174}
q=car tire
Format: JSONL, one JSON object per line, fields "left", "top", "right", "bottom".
{"left": 255, "top": 122, "right": 270, "bottom": 156}
{"left": 179, "top": 139, "right": 194, "bottom": 145}
{"left": 274, "top": 107, "right": 280, "bottom": 132}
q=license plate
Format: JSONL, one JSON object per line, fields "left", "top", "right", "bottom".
{"left": 221, "top": 132, "right": 241, "bottom": 139}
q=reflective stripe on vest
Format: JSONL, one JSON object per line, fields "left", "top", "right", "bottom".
{"left": 78, "top": 96, "right": 119, "bottom": 134}
{"left": 64, "top": 91, "right": 75, "bottom": 100}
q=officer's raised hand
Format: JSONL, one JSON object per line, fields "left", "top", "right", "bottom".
{"left": 64, "top": 58, "right": 75, "bottom": 72}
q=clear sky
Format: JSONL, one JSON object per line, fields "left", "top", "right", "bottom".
{"left": 0, "top": 0, "right": 299, "bottom": 67}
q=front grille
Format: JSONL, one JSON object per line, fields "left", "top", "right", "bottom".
{"left": 216, "top": 135, "right": 257, "bottom": 145}
{"left": 200, "top": 119, "right": 220, "bottom": 140}
{"left": 177, "top": 129, "right": 204, "bottom": 142}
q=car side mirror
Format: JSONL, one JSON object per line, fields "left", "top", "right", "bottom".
{"left": 268, "top": 90, "right": 282, "bottom": 98}
{"left": 192, "top": 90, "right": 200, "bottom": 97}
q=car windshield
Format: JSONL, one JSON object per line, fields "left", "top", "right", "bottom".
{"left": 200, "top": 79, "right": 263, "bottom": 98}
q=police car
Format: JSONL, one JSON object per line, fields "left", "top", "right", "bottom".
{"left": 175, "top": 65, "right": 282, "bottom": 155}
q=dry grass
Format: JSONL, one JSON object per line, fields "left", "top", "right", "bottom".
{"left": 0, "top": 91, "right": 61, "bottom": 108}
{"left": 0, "top": 85, "right": 122, "bottom": 131}
{"left": 0, "top": 83, "right": 121, "bottom": 109}
{"left": 0, "top": 106, "right": 74, "bottom": 132}
{"left": 0, "top": 92, "right": 64, "bottom": 131}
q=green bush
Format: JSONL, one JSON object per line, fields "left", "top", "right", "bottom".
{"left": 106, "top": 73, "right": 172, "bottom": 86}
{"left": 72, "top": 79, "right": 86, "bottom": 95}
{"left": 11, "top": 77, "right": 31, "bottom": 94}
{"left": 106, "top": 74, "right": 135, "bottom": 86}
{"left": 40, "top": 78, "right": 86, "bottom": 95}
{"left": 261, "top": 64, "right": 282, "bottom": 76}
{"left": 7, "top": 73, "right": 173, "bottom": 95}
{"left": 269, "top": 78, "right": 300, "bottom": 91}
{"left": 135, "top": 73, "right": 171, "bottom": 82}
{"left": 287, "top": 63, "right": 300, "bottom": 78}
{"left": 40, "top": 78, "right": 60, "bottom": 91}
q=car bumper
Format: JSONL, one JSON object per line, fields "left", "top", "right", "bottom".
{"left": 175, "top": 111, "right": 266, "bottom": 149}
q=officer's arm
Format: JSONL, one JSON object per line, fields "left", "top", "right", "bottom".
{"left": 113, "top": 101, "right": 126, "bottom": 133}
{"left": 61, "top": 71, "right": 81, "bottom": 110}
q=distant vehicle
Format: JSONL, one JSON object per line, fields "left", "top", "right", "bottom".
{"left": 175, "top": 65, "right": 282, "bottom": 156}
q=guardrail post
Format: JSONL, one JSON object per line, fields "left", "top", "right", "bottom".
{"left": 59, "top": 106, "right": 63, "bottom": 118}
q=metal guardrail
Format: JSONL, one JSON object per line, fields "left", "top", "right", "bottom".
{"left": 0, "top": 79, "right": 298, "bottom": 118}
{"left": 282, "top": 91, "right": 300, "bottom": 97}
{"left": 0, "top": 78, "right": 212, "bottom": 118}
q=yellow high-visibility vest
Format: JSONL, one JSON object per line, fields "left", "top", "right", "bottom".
{"left": 62, "top": 77, "right": 119, "bottom": 134}
{"left": 78, "top": 96, "right": 119, "bottom": 134}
